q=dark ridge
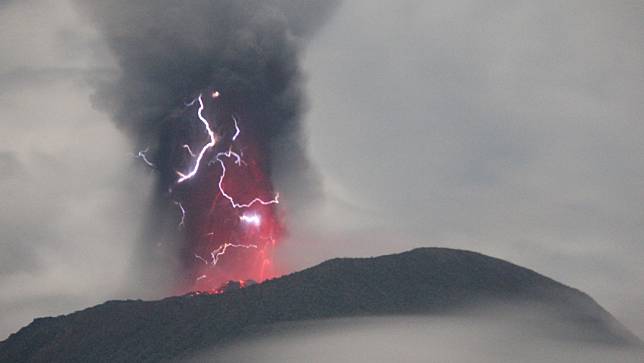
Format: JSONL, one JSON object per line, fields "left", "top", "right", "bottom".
{"left": 0, "top": 247, "right": 640, "bottom": 362}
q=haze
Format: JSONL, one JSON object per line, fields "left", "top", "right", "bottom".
{"left": 189, "top": 312, "right": 643, "bottom": 363}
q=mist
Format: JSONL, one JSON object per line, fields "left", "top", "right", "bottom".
{"left": 189, "top": 309, "right": 643, "bottom": 363}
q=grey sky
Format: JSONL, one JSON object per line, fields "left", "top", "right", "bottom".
{"left": 1, "top": 0, "right": 643, "bottom": 342}
{"left": 0, "top": 0, "right": 150, "bottom": 338}
{"left": 282, "top": 0, "right": 644, "bottom": 338}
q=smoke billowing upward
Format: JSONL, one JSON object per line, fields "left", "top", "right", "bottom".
{"left": 75, "top": 0, "right": 338, "bottom": 294}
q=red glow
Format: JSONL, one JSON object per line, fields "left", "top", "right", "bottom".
{"left": 171, "top": 92, "right": 284, "bottom": 293}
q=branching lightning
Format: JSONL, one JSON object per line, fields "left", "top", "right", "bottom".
{"left": 103, "top": 0, "right": 329, "bottom": 294}
{"left": 214, "top": 149, "right": 280, "bottom": 209}
{"left": 176, "top": 94, "right": 217, "bottom": 183}
{"left": 156, "top": 89, "right": 282, "bottom": 290}
{"left": 211, "top": 243, "right": 258, "bottom": 266}
{"left": 193, "top": 242, "right": 258, "bottom": 274}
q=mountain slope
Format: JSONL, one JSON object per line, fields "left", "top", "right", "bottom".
{"left": 0, "top": 247, "right": 640, "bottom": 362}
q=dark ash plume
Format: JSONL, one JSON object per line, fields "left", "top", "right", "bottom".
{"left": 75, "top": 0, "right": 339, "bottom": 295}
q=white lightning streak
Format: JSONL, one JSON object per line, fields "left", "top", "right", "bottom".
{"left": 182, "top": 144, "right": 197, "bottom": 157}
{"left": 214, "top": 150, "right": 280, "bottom": 209}
{"left": 210, "top": 243, "right": 258, "bottom": 266}
{"left": 215, "top": 146, "right": 244, "bottom": 166}
{"left": 174, "top": 201, "right": 186, "bottom": 227}
{"left": 177, "top": 94, "right": 216, "bottom": 183}
{"left": 194, "top": 254, "right": 208, "bottom": 265}
{"left": 240, "top": 213, "right": 261, "bottom": 226}
{"left": 232, "top": 115, "right": 240, "bottom": 141}
{"left": 136, "top": 148, "right": 155, "bottom": 168}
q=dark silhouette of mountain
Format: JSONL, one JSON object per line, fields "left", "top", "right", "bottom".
{"left": 0, "top": 248, "right": 640, "bottom": 362}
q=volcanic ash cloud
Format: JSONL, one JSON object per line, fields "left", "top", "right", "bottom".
{"left": 76, "top": 0, "right": 339, "bottom": 294}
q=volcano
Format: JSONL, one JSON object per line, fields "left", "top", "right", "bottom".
{"left": 0, "top": 248, "right": 641, "bottom": 362}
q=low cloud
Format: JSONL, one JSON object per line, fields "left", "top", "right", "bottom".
{"left": 191, "top": 310, "right": 643, "bottom": 362}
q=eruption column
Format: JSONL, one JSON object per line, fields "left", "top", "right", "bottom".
{"left": 77, "top": 0, "right": 339, "bottom": 296}
{"left": 163, "top": 89, "right": 284, "bottom": 292}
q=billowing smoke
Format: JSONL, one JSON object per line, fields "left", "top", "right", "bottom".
{"left": 75, "top": 0, "right": 339, "bottom": 295}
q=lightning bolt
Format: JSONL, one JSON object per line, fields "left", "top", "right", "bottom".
{"left": 174, "top": 201, "right": 186, "bottom": 228}
{"left": 143, "top": 89, "right": 282, "bottom": 289}
{"left": 136, "top": 147, "right": 155, "bottom": 168}
{"left": 226, "top": 147, "right": 245, "bottom": 166}
{"left": 182, "top": 144, "right": 197, "bottom": 157}
{"left": 210, "top": 243, "right": 258, "bottom": 266}
{"left": 177, "top": 94, "right": 217, "bottom": 183}
{"left": 232, "top": 115, "right": 241, "bottom": 141}
{"left": 177, "top": 96, "right": 277, "bottom": 208}
{"left": 240, "top": 213, "right": 261, "bottom": 226}
{"left": 213, "top": 149, "right": 280, "bottom": 209}
{"left": 194, "top": 254, "right": 209, "bottom": 265}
